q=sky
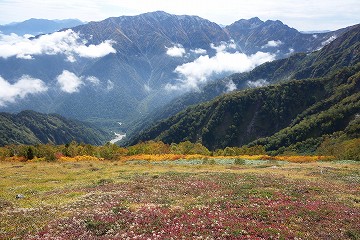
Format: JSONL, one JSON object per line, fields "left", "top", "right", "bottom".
{"left": 0, "top": 0, "right": 359, "bottom": 31}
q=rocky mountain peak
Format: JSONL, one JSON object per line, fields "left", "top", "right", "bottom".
{"left": 228, "top": 17, "right": 264, "bottom": 29}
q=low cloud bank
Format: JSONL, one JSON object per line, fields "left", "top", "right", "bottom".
{"left": 0, "top": 30, "right": 116, "bottom": 60}
{"left": 0, "top": 75, "right": 48, "bottom": 106}
{"left": 0, "top": 71, "right": 112, "bottom": 106}
{"left": 166, "top": 41, "right": 275, "bottom": 91}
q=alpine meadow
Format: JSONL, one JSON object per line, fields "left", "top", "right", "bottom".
{"left": 0, "top": 2, "right": 359, "bottom": 239}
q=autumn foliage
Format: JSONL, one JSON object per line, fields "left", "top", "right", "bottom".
{"left": 0, "top": 140, "right": 340, "bottom": 163}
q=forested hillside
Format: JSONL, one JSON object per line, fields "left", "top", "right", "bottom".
{"left": 0, "top": 110, "right": 111, "bottom": 146}
{"left": 127, "top": 25, "right": 360, "bottom": 152}
{"left": 125, "top": 24, "right": 359, "bottom": 140}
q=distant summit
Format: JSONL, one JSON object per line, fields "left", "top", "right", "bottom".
{"left": 228, "top": 17, "right": 264, "bottom": 29}
{"left": 0, "top": 18, "right": 84, "bottom": 35}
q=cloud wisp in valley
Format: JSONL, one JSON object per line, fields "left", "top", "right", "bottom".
{"left": 0, "top": 75, "right": 48, "bottom": 106}
{"left": 56, "top": 70, "right": 84, "bottom": 93}
{"left": 166, "top": 44, "right": 186, "bottom": 57}
{"left": 261, "top": 40, "right": 283, "bottom": 48}
{"left": 166, "top": 41, "right": 275, "bottom": 91}
{"left": 247, "top": 79, "right": 269, "bottom": 88}
{"left": 56, "top": 70, "right": 112, "bottom": 93}
{"left": 0, "top": 69, "right": 112, "bottom": 106}
{"left": 225, "top": 80, "right": 237, "bottom": 92}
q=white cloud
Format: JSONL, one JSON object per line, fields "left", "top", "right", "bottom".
{"left": 211, "top": 40, "right": 236, "bottom": 53}
{"left": 225, "top": 80, "right": 237, "bottom": 92}
{"left": 57, "top": 70, "right": 83, "bottom": 93}
{"left": 0, "top": 75, "right": 48, "bottom": 106}
{"left": 106, "top": 80, "right": 114, "bottom": 90}
{"left": 23, "top": 34, "right": 35, "bottom": 39}
{"left": 190, "top": 48, "right": 207, "bottom": 55}
{"left": 261, "top": 40, "right": 283, "bottom": 48}
{"left": 0, "top": 29, "right": 116, "bottom": 60}
{"left": 321, "top": 35, "right": 337, "bottom": 46}
{"left": 166, "top": 47, "right": 275, "bottom": 91}
{"left": 247, "top": 79, "right": 269, "bottom": 88}
{"left": 75, "top": 40, "right": 116, "bottom": 58}
{"left": 86, "top": 76, "right": 100, "bottom": 85}
{"left": 57, "top": 71, "right": 111, "bottom": 93}
{"left": 166, "top": 44, "right": 186, "bottom": 57}
{"left": 315, "top": 35, "right": 338, "bottom": 51}
{"left": 66, "top": 55, "right": 76, "bottom": 62}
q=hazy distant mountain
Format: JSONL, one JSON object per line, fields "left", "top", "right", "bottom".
{"left": 0, "top": 18, "right": 84, "bottom": 35}
{"left": 0, "top": 11, "right": 354, "bottom": 132}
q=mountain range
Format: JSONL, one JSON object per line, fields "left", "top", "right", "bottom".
{"left": 125, "top": 22, "right": 359, "bottom": 140}
{"left": 0, "top": 11, "right": 352, "bottom": 134}
{"left": 126, "top": 24, "right": 360, "bottom": 152}
{"left": 0, "top": 18, "right": 84, "bottom": 36}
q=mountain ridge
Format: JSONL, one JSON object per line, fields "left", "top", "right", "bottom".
{"left": 126, "top": 24, "right": 360, "bottom": 151}
{"left": 0, "top": 18, "right": 84, "bottom": 35}
{"left": 0, "top": 110, "right": 112, "bottom": 146}
{"left": 124, "top": 23, "right": 359, "bottom": 141}
{"left": 0, "top": 11, "right": 357, "bottom": 131}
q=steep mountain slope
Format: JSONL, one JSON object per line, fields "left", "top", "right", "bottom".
{"left": 0, "top": 111, "right": 111, "bottom": 146}
{"left": 125, "top": 24, "right": 359, "bottom": 141}
{"left": 0, "top": 12, "right": 354, "bottom": 129}
{"left": 127, "top": 25, "right": 360, "bottom": 151}
{"left": 0, "top": 12, "right": 228, "bottom": 125}
{"left": 0, "top": 18, "right": 84, "bottom": 35}
{"left": 128, "top": 65, "right": 360, "bottom": 151}
{"left": 226, "top": 17, "right": 349, "bottom": 58}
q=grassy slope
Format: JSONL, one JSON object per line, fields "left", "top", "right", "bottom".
{"left": 0, "top": 160, "right": 359, "bottom": 239}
